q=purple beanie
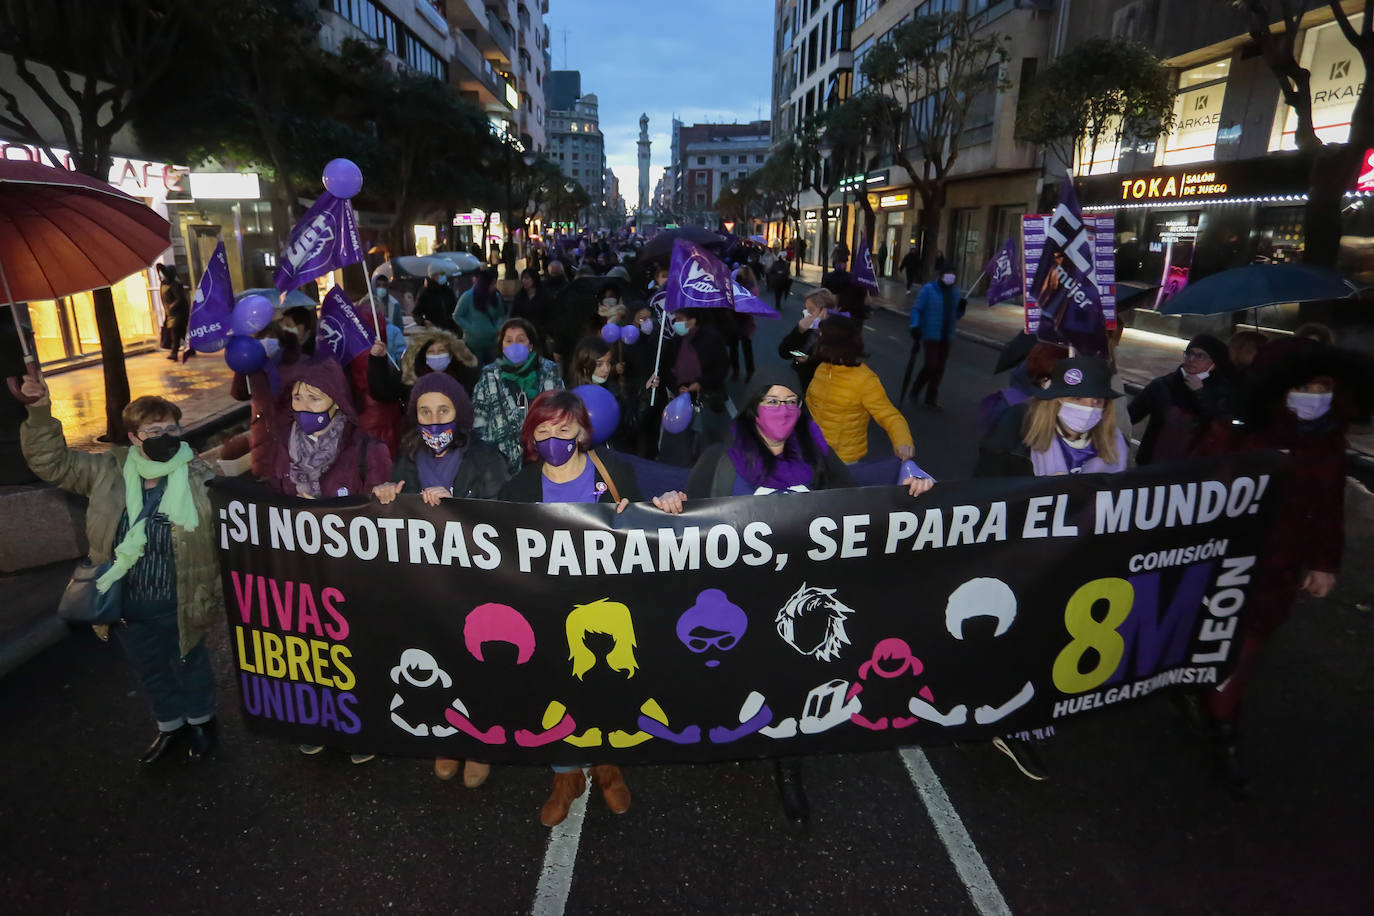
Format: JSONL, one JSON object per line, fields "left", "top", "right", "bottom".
{"left": 407, "top": 371, "right": 474, "bottom": 432}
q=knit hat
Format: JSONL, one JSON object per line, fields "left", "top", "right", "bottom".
{"left": 1187, "top": 334, "right": 1230, "bottom": 371}
{"left": 407, "top": 370, "right": 474, "bottom": 432}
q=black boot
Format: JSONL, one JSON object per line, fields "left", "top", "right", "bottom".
{"left": 773, "top": 758, "right": 810, "bottom": 825}
{"left": 1209, "top": 719, "right": 1250, "bottom": 798}
{"left": 139, "top": 726, "right": 187, "bottom": 768}
{"left": 186, "top": 718, "right": 219, "bottom": 762}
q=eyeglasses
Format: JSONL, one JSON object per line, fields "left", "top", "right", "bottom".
{"left": 138, "top": 424, "right": 181, "bottom": 438}
{"left": 1182, "top": 349, "right": 1212, "bottom": 361}
{"left": 761, "top": 397, "right": 801, "bottom": 408}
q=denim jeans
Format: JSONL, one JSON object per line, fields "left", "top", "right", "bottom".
{"left": 116, "top": 610, "right": 215, "bottom": 730}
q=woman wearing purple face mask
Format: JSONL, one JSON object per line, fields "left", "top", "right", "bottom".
{"left": 373, "top": 370, "right": 509, "bottom": 788}
{"left": 499, "top": 390, "right": 679, "bottom": 830}
{"left": 268, "top": 358, "right": 394, "bottom": 504}
{"left": 471, "top": 318, "right": 565, "bottom": 473}
{"left": 669, "top": 367, "right": 933, "bottom": 826}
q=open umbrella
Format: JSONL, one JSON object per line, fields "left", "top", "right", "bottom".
{"left": 638, "top": 226, "right": 725, "bottom": 263}
{"left": 0, "top": 159, "right": 171, "bottom": 364}
{"left": 0, "top": 160, "right": 170, "bottom": 409}
{"left": 430, "top": 250, "right": 482, "bottom": 273}
{"left": 1158, "top": 263, "right": 1356, "bottom": 315}
{"left": 371, "top": 255, "right": 466, "bottom": 282}
{"left": 236, "top": 287, "right": 318, "bottom": 310}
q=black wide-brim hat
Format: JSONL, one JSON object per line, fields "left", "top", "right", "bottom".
{"left": 1034, "top": 356, "right": 1123, "bottom": 400}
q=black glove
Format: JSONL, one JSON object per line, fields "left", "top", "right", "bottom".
{"left": 909, "top": 327, "right": 923, "bottom": 343}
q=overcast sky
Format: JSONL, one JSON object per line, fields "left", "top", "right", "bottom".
{"left": 545, "top": 0, "right": 772, "bottom": 200}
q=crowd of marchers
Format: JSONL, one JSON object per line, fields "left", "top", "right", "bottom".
{"left": 16, "top": 234, "right": 1371, "bottom": 828}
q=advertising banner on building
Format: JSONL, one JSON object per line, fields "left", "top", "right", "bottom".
{"left": 212, "top": 453, "right": 1283, "bottom": 764}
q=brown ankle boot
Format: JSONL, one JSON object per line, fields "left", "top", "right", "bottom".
{"left": 434, "top": 757, "right": 459, "bottom": 781}
{"left": 539, "top": 770, "right": 587, "bottom": 827}
{"left": 591, "top": 764, "right": 631, "bottom": 814}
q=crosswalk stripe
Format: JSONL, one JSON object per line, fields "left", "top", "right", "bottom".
{"left": 899, "top": 748, "right": 1012, "bottom": 916}
{"left": 531, "top": 772, "right": 590, "bottom": 916}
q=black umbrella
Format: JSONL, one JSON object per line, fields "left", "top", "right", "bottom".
{"left": 992, "top": 332, "right": 1037, "bottom": 375}
{"left": 638, "top": 227, "right": 725, "bottom": 264}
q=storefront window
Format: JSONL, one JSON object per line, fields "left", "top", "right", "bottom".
{"left": 414, "top": 225, "right": 437, "bottom": 256}
{"left": 111, "top": 271, "right": 154, "bottom": 341}
{"left": 1272, "top": 18, "right": 1364, "bottom": 150}
{"left": 1160, "top": 59, "right": 1229, "bottom": 166}
{"left": 27, "top": 301, "right": 66, "bottom": 364}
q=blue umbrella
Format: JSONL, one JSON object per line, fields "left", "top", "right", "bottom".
{"left": 237, "top": 287, "right": 317, "bottom": 310}
{"left": 1158, "top": 263, "right": 1355, "bottom": 315}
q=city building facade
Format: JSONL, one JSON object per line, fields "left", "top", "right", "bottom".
{"left": 672, "top": 121, "right": 772, "bottom": 228}
{"left": 546, "top": 70, "right": 607, "bottom": 224}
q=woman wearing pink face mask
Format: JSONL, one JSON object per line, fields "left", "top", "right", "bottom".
{"left": 672, "top": 367, "right": 932, "bottom": 825}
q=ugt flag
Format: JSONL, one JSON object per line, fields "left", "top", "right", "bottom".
{"left": 666, "top": 239, "right": 778, "bottom": 316}
{"left": 186, "top": 241, "right": 233, "bottom": 353}
{"left": 273, "top": 192, "right": 364, "bottom": 294}
{"left": 317, "top": 286, "right": 373, "bottom": 366}
{"left": 853, "top": 233, "right": 880, "bottom": 293}
{"left": 984, "top": 239, "right": 1021, "bottom": 308}
{"left": 1029, "top": 179, "right": 1110, "bottom": 358}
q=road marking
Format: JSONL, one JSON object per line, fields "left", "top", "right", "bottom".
{"left": 899, "top": 748, "right": 1012, "bottom": 916}
{"left": 531, "top": 773, "right": 590, "bottom": 916}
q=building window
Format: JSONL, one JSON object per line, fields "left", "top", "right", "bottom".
{"left": 1271, "top": 19, "right": 1359, "bottom": 150}
{"left": 959, "top": 64, "right": 1000, "bottom": 148}
{"left": 571, "top": 152, "right": 578, "bottom": 160}
{"left": 1160, "top": 58, "right": 1230, "bottom": 165}
{"left": 755, "top": 154, "right": 764, "bottom": 163}
{"left": 696, "top": 192, "right": 706, "bottom": 204}
{"left": 856, "top": 0, "right": 877, "bottom": 26}
{"left": 697, "top": 156, "right": 706, "bottom": 164}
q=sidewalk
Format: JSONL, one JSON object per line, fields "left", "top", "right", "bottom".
{"left": 44, "top": 349, "right": 244, "bottom": 450}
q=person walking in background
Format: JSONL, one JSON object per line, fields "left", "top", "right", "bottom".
{"left": 804, "top": 317, "right": 914, "bottom": 465}
{"left": 413, "top": 264, "right": 460, "bottom": 334}
{"left": 158, "top": 264, "right": 191, "bottom": 362}
{"left": 876, "top": 241, "right": 889, "bottom": 277}
{"left": 454, "top": 269, "right": 508, "bottom": 364}
{"left": 908, "top": 269, "right": 964, "bottom": 411}
{"left": 766, "top": 255, "right": 793, "bottom": 312}
{"left": 20, "top": 377, "right": 222, "bottom": 767}
{"left": 900, "top": 246, "right": 922, "bottom": 291}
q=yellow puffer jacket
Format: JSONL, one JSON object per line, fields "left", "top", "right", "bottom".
{"left": 806, "top": 363, "right": 913, "bottom": 463}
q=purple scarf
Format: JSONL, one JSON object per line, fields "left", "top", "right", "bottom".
{"left": 728, "top": 420, "right": 828, "bottom": 493}
{"left": 1031, "top": 431, "right": 1127, "bottom": 476}
{"left": 287, "top": 412, "right": 348, "bottom": 497}
{"left": 416, "top": 445, "right": 463, "bottom": 491}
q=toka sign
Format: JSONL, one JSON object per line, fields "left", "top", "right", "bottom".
{"left": 211, "top": 453, "right": 1285, "bottom": 764}
{"left": 273, "top": 192, "right": 364, "bottom": 293}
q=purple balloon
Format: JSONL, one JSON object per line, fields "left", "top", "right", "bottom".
{"left": 662, "top": 392, "right": 693, "bottom": 435}
{"left": 600, "top": 322, "right": 622, "bottom": 344}
{"left": 224, "top": 334, "right": 267, "bottom": 374}
{"left": 321, "top": 158, "right": 364, "bottom": 199}
{"left": 573, "top": 383, "right": 620, "bottom": 447}
{"left": 619, "top": 324, "right": 640, "bottom": 345}
{"left": 231, "top": 294, "right": 274, "bottom": 336}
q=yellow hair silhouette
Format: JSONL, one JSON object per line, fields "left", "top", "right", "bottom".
{"left": 566, "top": 598, "right": 639, "bottom": 680}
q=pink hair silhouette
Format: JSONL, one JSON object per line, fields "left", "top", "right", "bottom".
{"left": 464, "top": 602, "right": 536, "bottom": 664}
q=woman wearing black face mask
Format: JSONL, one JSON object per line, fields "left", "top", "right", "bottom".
{"left": 19, "top": 377, "right": 223, "bottom": 767}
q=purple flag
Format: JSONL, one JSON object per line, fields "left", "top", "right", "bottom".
{"left": 317, "top": 286, "right": 373, "bottom": 366}
{"left": 1029, "top": 180, "right": 1110, "bottom": 358}
{"left": 853, "top": 233, "right": 880, "bottom": 293}
{"left": 984, "top": 239, "right": 1021, "bottom": 308}
{"left": 666, "top": 239, "right": 779, "bottom": 316}
{"left": 273, "top": 192, "right": 364, "bottom": 293}
{"left": 187, "top": 241, "right": 233, "bottom": 352}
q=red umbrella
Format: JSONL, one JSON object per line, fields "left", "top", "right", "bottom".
{"left": 0, "top": 159, "right": 172, "bottom": 365}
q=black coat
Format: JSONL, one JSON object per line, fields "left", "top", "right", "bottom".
{"left": 778, "top": 324, "right": 819, "bottom": 391}
{"left": 1128, "top": 370, "right": 1233, "bottom": 465}
{"left": 972, "top": 403, "right": 1033, "bottom": 478}
{"left": 389, "top": 437, "right": 510, "bottom": 498}
{"left": 497, "top": 448, "right": 643, "bottom": 503}
{"left": 413, "top": 282, "right": 459, "bottom": 332}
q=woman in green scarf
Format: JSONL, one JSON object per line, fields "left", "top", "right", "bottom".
{"left": 20, "top": 375, "right": 221, "bottom": 768}
{"left": 471, "top": 318, "right": 564, "bottom": 471}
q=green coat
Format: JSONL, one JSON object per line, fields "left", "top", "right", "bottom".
{"left": 21, "top": 405, "right": 223, "bottom": 655}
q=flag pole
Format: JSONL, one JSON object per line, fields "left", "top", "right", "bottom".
{"left": 649, "top": 311, "right": 667, "bottom": 407}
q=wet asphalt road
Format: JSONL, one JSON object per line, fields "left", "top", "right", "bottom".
{"left": 1, "top": 296, "right": 1372, "bottom": 915}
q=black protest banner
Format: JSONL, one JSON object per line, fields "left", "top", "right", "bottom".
{"left": 211, "top": 452, "right": 1285, "bottom": 764}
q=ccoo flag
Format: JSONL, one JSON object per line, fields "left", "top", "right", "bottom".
{"left": 317, "top": 286, "right": 374, "bottom": 366}
{"left": 1028, "top": 179, "right": 1110, "bottom": 357}
{"left": 187, "top": 241, "right": 233, "bottom": 353}
{"left": 983, "top": 239, "right": 1021, "bottom": 308}
{"left": 852, "top": 233, "right": 880, "bottom": 293}
{"left": 273, "top": 192, "right": 364, "bottom": 294}
{"left": 666, "top": 239, "right": 779, "bottom": 316}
